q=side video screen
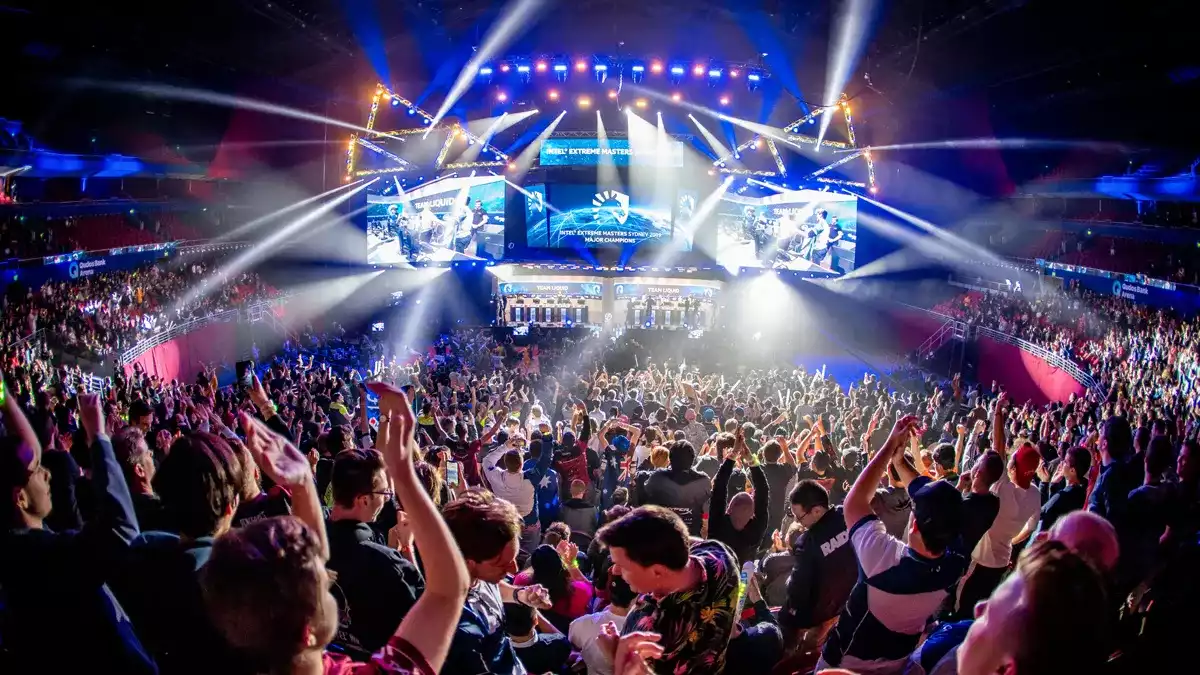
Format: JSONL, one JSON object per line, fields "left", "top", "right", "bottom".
{"left": 366, "top": 176, "right": 506, "bottom": 265}
{"left": 715, "top": 191, "right": 858, "bottom": 274}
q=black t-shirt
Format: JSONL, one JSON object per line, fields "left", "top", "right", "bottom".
{"left": 960, "top": 492, "right": 1001, "bottom": 555}
{"left": 761, "top": 462, "right": 795, "bottom": 530}
{"left": 1039, "top": 482, "right": 1086, "bottom": 531}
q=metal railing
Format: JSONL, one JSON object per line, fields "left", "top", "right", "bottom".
{"left": 118, "top": 298, "right": 288, "bottom": 365}
{"left": 901, "top": 304, "right": 1105, "bottom": 396}
{"left": 973, "top": 325, "right": 1103, "bottom": 394}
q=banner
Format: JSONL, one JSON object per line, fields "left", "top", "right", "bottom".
{"left": 3, "top": 244, "right": 175, "bottom": 288}
{"left": 498, "top": 281, "right": 604, "bottom": 297}
{"left": 1039, "top": 261, "right": 1200, "bottom": 313}
{"left": 539, "top": 138, "right": 684, "bottom": 167}
{"left": 613, "top": 283, "right": 717, "bottom": 299}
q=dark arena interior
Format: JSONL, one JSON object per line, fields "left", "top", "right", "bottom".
{"left": 2, "top": 1, "right": 1198, "bottom": 674}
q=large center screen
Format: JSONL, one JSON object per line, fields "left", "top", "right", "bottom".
{"left": 715, "top": 190, "right": 858, "bottom": 274}
{"left": 540, "top": 138, "right": 684, "bottom": 167}
{"left": 532, "top": 183, "right": 689, "bottom": 249}
{"left": 366, "top": 176, "right": 506, "bottom": 265}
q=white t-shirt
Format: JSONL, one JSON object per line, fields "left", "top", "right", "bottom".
{"left": 972, "top": 471, "right": 1041, "bottom": 568}
{"left": 569, "top": 608, "right": 628, "bottom": 675}
{"left": 483, "top": 445, "right": 536, "bottom": 517}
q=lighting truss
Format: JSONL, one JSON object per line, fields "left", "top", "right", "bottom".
{"left": 442, "top": 160, "right": 508, "bottom": 170}
{"left": 709, "top": 96, "right": 877, "bottom": 192}
{"left": 765, "top": 139, "right": 786, "bottom": 176}
{"left": 355, "top": 137, "right": 411, "bottom": 169}
{"left": 345, "top": 83, "right": 512, "bottom": 181}
{"left": 815, "top": 177, "right": 866, "bottom": 188}
{"left": 548, "top": 130, "right": 695, "bottom": 142}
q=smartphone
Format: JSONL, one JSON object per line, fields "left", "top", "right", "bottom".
{"left": 446, "top": 461, "right": 459, "bottom": 486}
{"left": 235, "top": 360, "right": 254, "bottom": 389}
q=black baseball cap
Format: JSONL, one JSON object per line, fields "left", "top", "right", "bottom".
{"left": 910, "top": 479, "right": 964, "bottom": 550}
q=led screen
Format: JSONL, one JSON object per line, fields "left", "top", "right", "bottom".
{"left": 715, "top": 190, "right": 858, "bottom": 274}
{"left": 532, "top": 183, "right": 689, "bottom": 249}
{"left": 366, "top": 176, "right": 506, "bottom": 265}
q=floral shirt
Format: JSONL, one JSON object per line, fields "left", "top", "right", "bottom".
{"left": 622, "top": 539, "right": 738, "bottom": 675}
{"left": 323, "top": 634, "right": 433, "bottom": 674}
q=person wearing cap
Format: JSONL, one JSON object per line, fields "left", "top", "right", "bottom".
{"left": 951, "top": 393, "right": 1042, "bottom": 620}
{"left": 817, "top": 414, "right": 967, "bottom": 675}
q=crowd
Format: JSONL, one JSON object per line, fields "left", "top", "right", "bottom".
{"left": 1, "top": 253, "right": 1197, "bottom": 675}
{"left": 1, "top": 258, "right": 276, "bottom": 368}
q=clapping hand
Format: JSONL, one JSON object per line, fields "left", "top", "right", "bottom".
{"left": 388, "top": 511, "right": 414, "bottom": 552}
{"left": 366, "top": 381, "right": 419, "bottom": 471}
{"left": 515, "top": 585, "right": 552, "bottom": 610}
{"left": 241, "top": 413, "right": 311, "bottom": 488}
{"left": 555, "top": 538, "right": 579, "bottom": 565}
{"left": 597, "top": 622, "right": 663, "bottom": 675}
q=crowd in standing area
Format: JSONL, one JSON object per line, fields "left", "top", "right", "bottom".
{"left": 1, "top": 262, "right": 1199, "bottom": 675}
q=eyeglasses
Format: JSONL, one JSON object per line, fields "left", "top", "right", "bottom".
{"left": 370, "top": 490, "right": 395, "bottom": 499}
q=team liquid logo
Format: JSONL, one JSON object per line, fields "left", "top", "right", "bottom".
{"left": 593, "top": 190, "right": 630, "bottom": 225}
{"left": 502, "top": 283, "right": 515, "bottom": 295}
{"left": 582, "top": 283, "right": 602, "bottom": 296}
{"left": 678, "top": 193, "right": 696, "bottom": 219}
{"left": 528, "top": 190, "right": 544, "bottom": 214}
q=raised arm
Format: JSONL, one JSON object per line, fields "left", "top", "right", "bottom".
{"left": 368, "top": 382, "right": 471, "bottom": 672}
{"left": 242, "top": 413, "right": 328, "bottom": 560}
{"left": 845, "top": 415, "right": 918, "bottom": 526}
{"left": 992, "top": 392, "right": 1010, "bottom": 462}
{"left": 78, "top": 393, "right": 140, "bottom": 552}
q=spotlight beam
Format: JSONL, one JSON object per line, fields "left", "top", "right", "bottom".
{"left": 508, "top": 111, "right": 566, "bottom": 182}
{"left": 595, "top": 111, "right": 621, "bottom": 192}
{"left": 835, "top": 138, "right": 1133, "bottom": 153}
{"left": 687, "top": 114, "right": 734, "bottom": 160}
{"left": 214, "top": 180, "right": 363, "bottom": 243}
{"left": 819, "top": 0, "right": 879, "bottom": 146}
{"left": 176, "top": 179, "right": 375, "bottom": 310}
{"left": 429, "top": 0, "right": 548, "bottom": 128}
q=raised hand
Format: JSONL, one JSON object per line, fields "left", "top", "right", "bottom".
{"left": 388, "top": 511, "right": 414, "bottom": 552}
{"left": 241, "top": 413, "right": 311, "bottom": 488}
{"left": 78, "top": 393, "right": 106, "bottom": 444}
{"left": 366, "top": 381, "right": 419, "bottom": 470}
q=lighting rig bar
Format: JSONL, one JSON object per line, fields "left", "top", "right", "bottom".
{"left": 355, "top": 138, "right": 411, "bottom": 168}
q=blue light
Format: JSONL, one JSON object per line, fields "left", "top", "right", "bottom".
{"left": 423, "top": 118, "right": 430, "bottom": 125}
{"left": 553, "top": 64, "right": 568, "bottom": 72}
{"left": 708, "top": 69, "right": 721, "bottom": 77}
{"left": 594, "top": 64, "right": 607, "bottom": 71}
{"left": 631, "top": 65, "right": 645, "bottom": 72}
{"left": 747, "top": 73, "right": 761, "bottom": 82}
{"left": 408, "top": 108, "right": 415, "bottom": 115}
{"left": 670, "top": 66, "right": 685, "bottom": 75}
{"left": 479, "top": 67, "right": 493, "bottom": 75}
{"left": 517, "top": 65, "right": 530, "bottom": 73}
{"left": 391, "top": 98, "right": 399, "bottom": 106}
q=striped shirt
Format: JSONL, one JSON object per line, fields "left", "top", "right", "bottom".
{"left": 821, "top": 515, "right": 967, "bottom": 670}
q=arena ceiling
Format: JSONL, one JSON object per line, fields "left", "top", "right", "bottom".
{"left": 2, "top": 0, "right": 1194, "bottom": 182}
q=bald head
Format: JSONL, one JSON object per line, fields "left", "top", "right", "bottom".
{"left": 728, "top": 491, "right": 755, "bottom": 530}
{"left": 1049, "top": 511, "right": 1119, "bottom": 573}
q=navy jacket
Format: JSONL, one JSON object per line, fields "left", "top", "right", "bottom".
{"left": 0, "top": 436, "right": 157, "bottom": 675}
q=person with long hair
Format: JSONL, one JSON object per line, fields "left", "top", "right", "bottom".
{"left": 513, "top": 544, "right": 594, "bottom": 631}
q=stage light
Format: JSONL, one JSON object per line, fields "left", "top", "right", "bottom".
{"left": 536, "top": 61, "right": 547, "bottom": 72}
{"left": 575, "top": 60, "right": 588, "bottom": 72}
{"left": 635, "top": 98, "right": 648, "bottom": 108}
{"left": 719, "top": 95, "right": 730, "bottom": 106}
{"left": 507, "top": 162, "right": 516, "bottom": 171}
{"left": 651, "top": 61, "right": 664, "bottom": 74}
{"left": 500, "top": 64, "right": 510, "bottom": 73}
{"left": 496, "top": 91, "right": 508, "bottom": 102}
{"left": 594, "top": 64, "right": 607, "bottom": 72}
{"left": 747, "top": 72, "right": 761, "bottom": 81}
{"left": 671, "top": 92, "right": 682, "bottom": 102}
{"left": 479, "top": 67, "right": 494, "bottom": 75}
{"left": 548, "top": 90, "right": 559, "bottom": 101}
{"left": 608, "top": 90, "right": 618, "bottom": 100}
{"left": 391, "top": 98, "right": 400, "bottom": 106}
{"left": 730, "top": 69, "right": 740, "bottom": 78}
{"left": 553, "top": 63, "right": 568, "bottom": 72}
{"left": 631, "top": 64, "right": 645, "bottom": 73}
{"left": 578, "top": 96, "right": 591, "bottom": 108}
{"left": 423, "top": 119, "right": 431, "bottom": 125}
{"left": 693, "top": 64, "right": 705, "bottom": 76}
{"left": 708, "top": 169, "right": 716, "bottom": 176}
{"left": 755, "top": 138, "right": 763, "bottom": 149}
{"left": 408, "top": 108, "right": 415, "bottom": 115}
{"left": 708, "top": 68, "right": 721, "bottom": 78}
{"left": 869, "top": 186, "right": 878, "bottom": 194}
{"left": 517, "top": 64, "right": 530, "bottom": 73}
